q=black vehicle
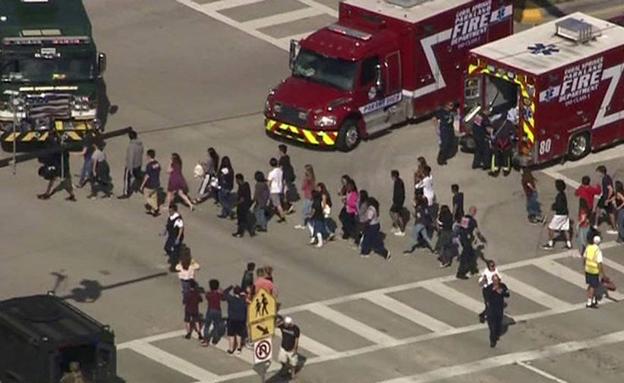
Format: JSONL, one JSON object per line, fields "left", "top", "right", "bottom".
{"left": 0, "top": 294, "right": 117, "bottom": 382}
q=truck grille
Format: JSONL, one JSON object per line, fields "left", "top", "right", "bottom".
{"left": 25, "top": 93, "right": 71, "bottom": 120}
{"left": 275, "top": 104, "right": 308, "bottom": 127}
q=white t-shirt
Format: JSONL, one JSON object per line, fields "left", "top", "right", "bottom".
{"left": 176, "top": 261, "right": 199, "bottom": 281}
{"left": 479, "top": 268, "right": 501, "bottom": 287}
{"left": 415, "top": 175, "right": 435, "bottom": 206}
{"left": 268, "top": 167, "right": 284, "bottom": 194}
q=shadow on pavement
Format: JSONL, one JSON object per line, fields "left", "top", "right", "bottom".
{"left": 265, "top": 355, "right": 308, "bottom": 383}
{"left": 59, "top": 272, "right": 168, "bottom": 303}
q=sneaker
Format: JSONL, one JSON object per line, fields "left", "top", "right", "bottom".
{"left": 328, "top": 233, "right": 336, "bottom": 241}
{"left": 87, "top": 195, "right": 98, "bottom": 200}
{"left": 315, "top": 242, "right": 323, "bottom": 248}
{"left": 390, "top": 227, "right": 398, "bottom": 234}
{"left": 360, "top": 253, "right": 370, "bottom": 258}
{"left": 541, "top": 242, "right": 554, "bottom": 250}
{"left": 236, "top": 348, "right": 242, "bottom": 355}
{"left": 37, "top": 193, "right": 50, "bottom": 200}
{"left": 565, "top": 241, "right": 573, "bottom": 249}
{"left": 394, "top": 231, "right": 406, "bottom": 237}
{"left": 309, "top": 237, "right": 316, "bottom": 245}
{"left": 456, "top": 274, "right": 469, "bottom": 280}
{"left": 184, "top": 333, "right": 191, "bottom": 339}
{"left": 606, "top": 229, "right": 618, "bottom": 235}
{"left": 586, "top": 303, "right": 598, "bottom": 309}
{"left": 385, "top": 252, "right": 392, "bottom": 262}
{"left": 294, "top": 225, "right": 306, "bottom": 230}
{"left": 65, "top": 195, "right": 77, "bottom": 202}
{"left": 287, "top": 205, "right": 295, "bottom": 214}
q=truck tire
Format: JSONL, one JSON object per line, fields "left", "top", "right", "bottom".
{"left": 568, "top": 132, "right": 590, "bottom": 160}
{"left": 336, "top": 119, "right": 360, "bottom": 152}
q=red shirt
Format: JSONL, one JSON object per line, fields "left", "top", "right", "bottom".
{"left": 205, "top": 290, "right": 223, "bottom": 311}
{"left": 183, "top": 289, "right": 202, "bottom": 314}
{"left": 575, "top": 184, "right": 601, "bottom": 209}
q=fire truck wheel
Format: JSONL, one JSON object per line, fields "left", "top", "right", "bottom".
{"left": 337, "top": 119, "right": 360, "bottom": 152}
{"left": 568, "top": 132, "right": 590, "bottom": 160}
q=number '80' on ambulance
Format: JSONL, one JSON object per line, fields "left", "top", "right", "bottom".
{"left": 463, "top": 13, "right": 624, "bottom": 166}
{"left": 265, "top": 0, "right": 513, "bottom": 152}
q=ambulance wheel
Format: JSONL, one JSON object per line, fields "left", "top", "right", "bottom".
{"left": 568, "top": 132, "right": 590, "bottom": 160}
{"left": 337, "top": 119, "right": 360, "bottom": 152}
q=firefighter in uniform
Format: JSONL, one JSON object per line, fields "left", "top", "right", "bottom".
{"left": 471, "top": 110, "right": 490, "bottom": 170}
{"left": 164, "top": 203, "right": 184, "bottom": 272}
{"left": 584, "top": 235, "right": 605, "bottom": 308}
{"left": 489, "top": 120, "right": 514, "bottom": 176}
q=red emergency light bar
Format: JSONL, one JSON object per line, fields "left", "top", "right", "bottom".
{"left": 2, "top": 36, "right": 90, "bottom": 46}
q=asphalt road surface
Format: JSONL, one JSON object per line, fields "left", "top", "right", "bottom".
{"left": 2, "top": 1, "right": 624, "bottom": 383}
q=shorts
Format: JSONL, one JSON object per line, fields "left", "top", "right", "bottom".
{"left": 227, "top": 319, "right": 245, "bottom": 337}
{"left": 586, "top": 272, "right": 600, "bottom": 288}
{"left": 548, "top": 215, "right": 570, "bottom": 231}
{"left": 184, "top": 311, "right": 201, "bottom": 323}
{"left": 270, "top": 193, "right": 282, "bottom": 207}
{"left": 278, "top": 348, "right": 299, "bottom": 367}
{"left": 597, "top": 198, "right": 614, "bottom": 213}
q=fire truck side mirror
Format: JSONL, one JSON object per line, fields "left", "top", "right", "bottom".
{"left": 289, "top": 40, "right": 300, "bottom": 70}
{"left": 97, "top": 52, "right": 107, "bottom": 77}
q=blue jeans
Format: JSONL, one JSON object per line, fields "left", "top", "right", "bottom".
{"left": 254, "top": 205, "right": 267, "bottom": 230}
{"left": 576, "top": 225, "right": 589, "bottom": 255}
{"left": 526, "top": 191, "right": 542, "bottom": 217}
{"left": 219, "top": 189, "right": 233, "bottom": 216}
{"left": 361, "top": 223, "right": 388, "bottom": 257}
{"left": 301, "top": 198, "right": 313, "bottom": 226}
{"left": 411, "top": 223, "right": 433, "bottom": 248}
{"left": 79, "top": 157, "right": 93, "bottom": 185}
{"left": 203, "top": 309, "right": 223, "bottom": 344}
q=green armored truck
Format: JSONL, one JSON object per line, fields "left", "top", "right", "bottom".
{"left": 0, "top": 294, "right": 118, "bottom": 382}
{"left": 0, "top": 0, "right": 112, "bottom": 152}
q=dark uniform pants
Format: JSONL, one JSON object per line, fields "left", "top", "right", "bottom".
{"left": 457, "top": 244, "right": 478, "bottom": 276}
{"left": 164, "top": 236, "right": 181, "bottom": 268}
{"left": 487, "top": 312, "right": 503, "bottom": 344}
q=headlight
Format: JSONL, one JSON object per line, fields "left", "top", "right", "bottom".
{"left": 72, "top": 95, "right": 91, "bottom": 111}
{"left": 264, "top": 99, "right": 272, "bottom": 113}
{"left": 314, "top": 115, "right": 337, "bottom": 127}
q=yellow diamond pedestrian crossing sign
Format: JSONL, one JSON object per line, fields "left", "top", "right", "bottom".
{"left": 247, "top": 288, "right": 277, "bottom": 342}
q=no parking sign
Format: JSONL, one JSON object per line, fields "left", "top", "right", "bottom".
{"left": 253, "top": 339, "right": 273, "bottom": 364}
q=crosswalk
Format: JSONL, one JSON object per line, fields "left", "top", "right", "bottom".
{"left": 176, "top": 0, "right": 338, "bottom": 50}
{"left": 117, "top": 241, "right": 623, "bottom": 383}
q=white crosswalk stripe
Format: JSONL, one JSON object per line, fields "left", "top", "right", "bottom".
{"left": 501, "top": 274, "right": 572, "bottom": 310}
{"left": 176, "top": 0, "right": 337, "bottom": 51}
{"left": 116, "top": 243, "right": 621, "bottom": 383}
{"left": 421, "top": 281, "right": 484, "bottom": 314}
{"left": 202, "top": 0, "right": 265, "bottom": 12}
{"left": 365, "top": 292, "right": 454, "bottom": 333}
{"left": 308, "top": 303, "right": 398, "bottom": 345}
{"left": 127, "top": 341, "right": 219, "bottom": 381}
{"left": 243, "top": 7, "right": 325, "bottom": 29}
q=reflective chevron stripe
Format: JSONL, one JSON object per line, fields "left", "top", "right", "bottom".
{"left": 265, "top": 118, "right": 337, "bottom": 146}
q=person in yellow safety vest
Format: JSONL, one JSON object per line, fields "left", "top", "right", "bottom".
{"left": 584, "top": 235, "right": 606, "bottom": 308}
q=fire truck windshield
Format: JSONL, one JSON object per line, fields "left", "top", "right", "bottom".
{"left": 292, "top": 49, "right": 357, "bottom": 91}
{"left": 0, "top": 57, "right": 95, "bottom": 83}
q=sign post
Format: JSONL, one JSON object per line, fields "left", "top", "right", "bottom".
{"left": 247, "top": 288, "right": 278, "bottom": 381}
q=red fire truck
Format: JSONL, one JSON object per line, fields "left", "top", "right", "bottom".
{"left": 264, "top": 0, "right": 513, "bottom": 151}
{"left": 462, "top": 13, "right": 624, "bottom": 166}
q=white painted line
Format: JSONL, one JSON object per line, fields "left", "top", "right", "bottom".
{"left": 365, "top": 292, "right": 454, "bottom": 333}
{"left": 308, "top": 303, "right": 397, "bottom": 345}
{"left": 541, "top": 168, "right": 580, "bottom": 189}
{"left": 275, "top": 332, "right": 337, "bottom": 356}
{"left": 536, "top": 257, "right": 624, "bottom": 301}
{"left": 243, "top": 7, "right": 324, "bottom": 30}
{"left": 278, "top": 31, "right": 314, "bottom": 45}
{"left": 534, "top": 259, "right": 588, "bottom": 290}
{"left": 121, "top": 245, "right": 618, "bottom": 351}
{"left": 128, "top": 342, "right": 219, "bottom": 381}
{"left": 603, "top": 257, "right": 624, "bottom": 276}
{"left": 501, "top": 275, "right": 572, "bottom": 310}
{"left": 517, "top": 361, "right": 569, "bottom": 383}
{"left": 204, "top": 301, "right": 616, "bottom": 383}
{"left": 298, "top": 0, "right": 339, "bottom": 18}
{"left": 176, "top": 0, "right": 288, "bottom": 50}
{"left": 421, "top": 281, "right": 484, "bottom": 314}
{"left": 548, "top": 145, "right": 624, "bottom": 172}
{"left": 118, "top": 330, "right": 186, "bottom": 349}
{"left": 377, "top": 330, "right": 624, "bottom": 383}
{"left": 202, "top": 0, "right": 265, "bottom": 12}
